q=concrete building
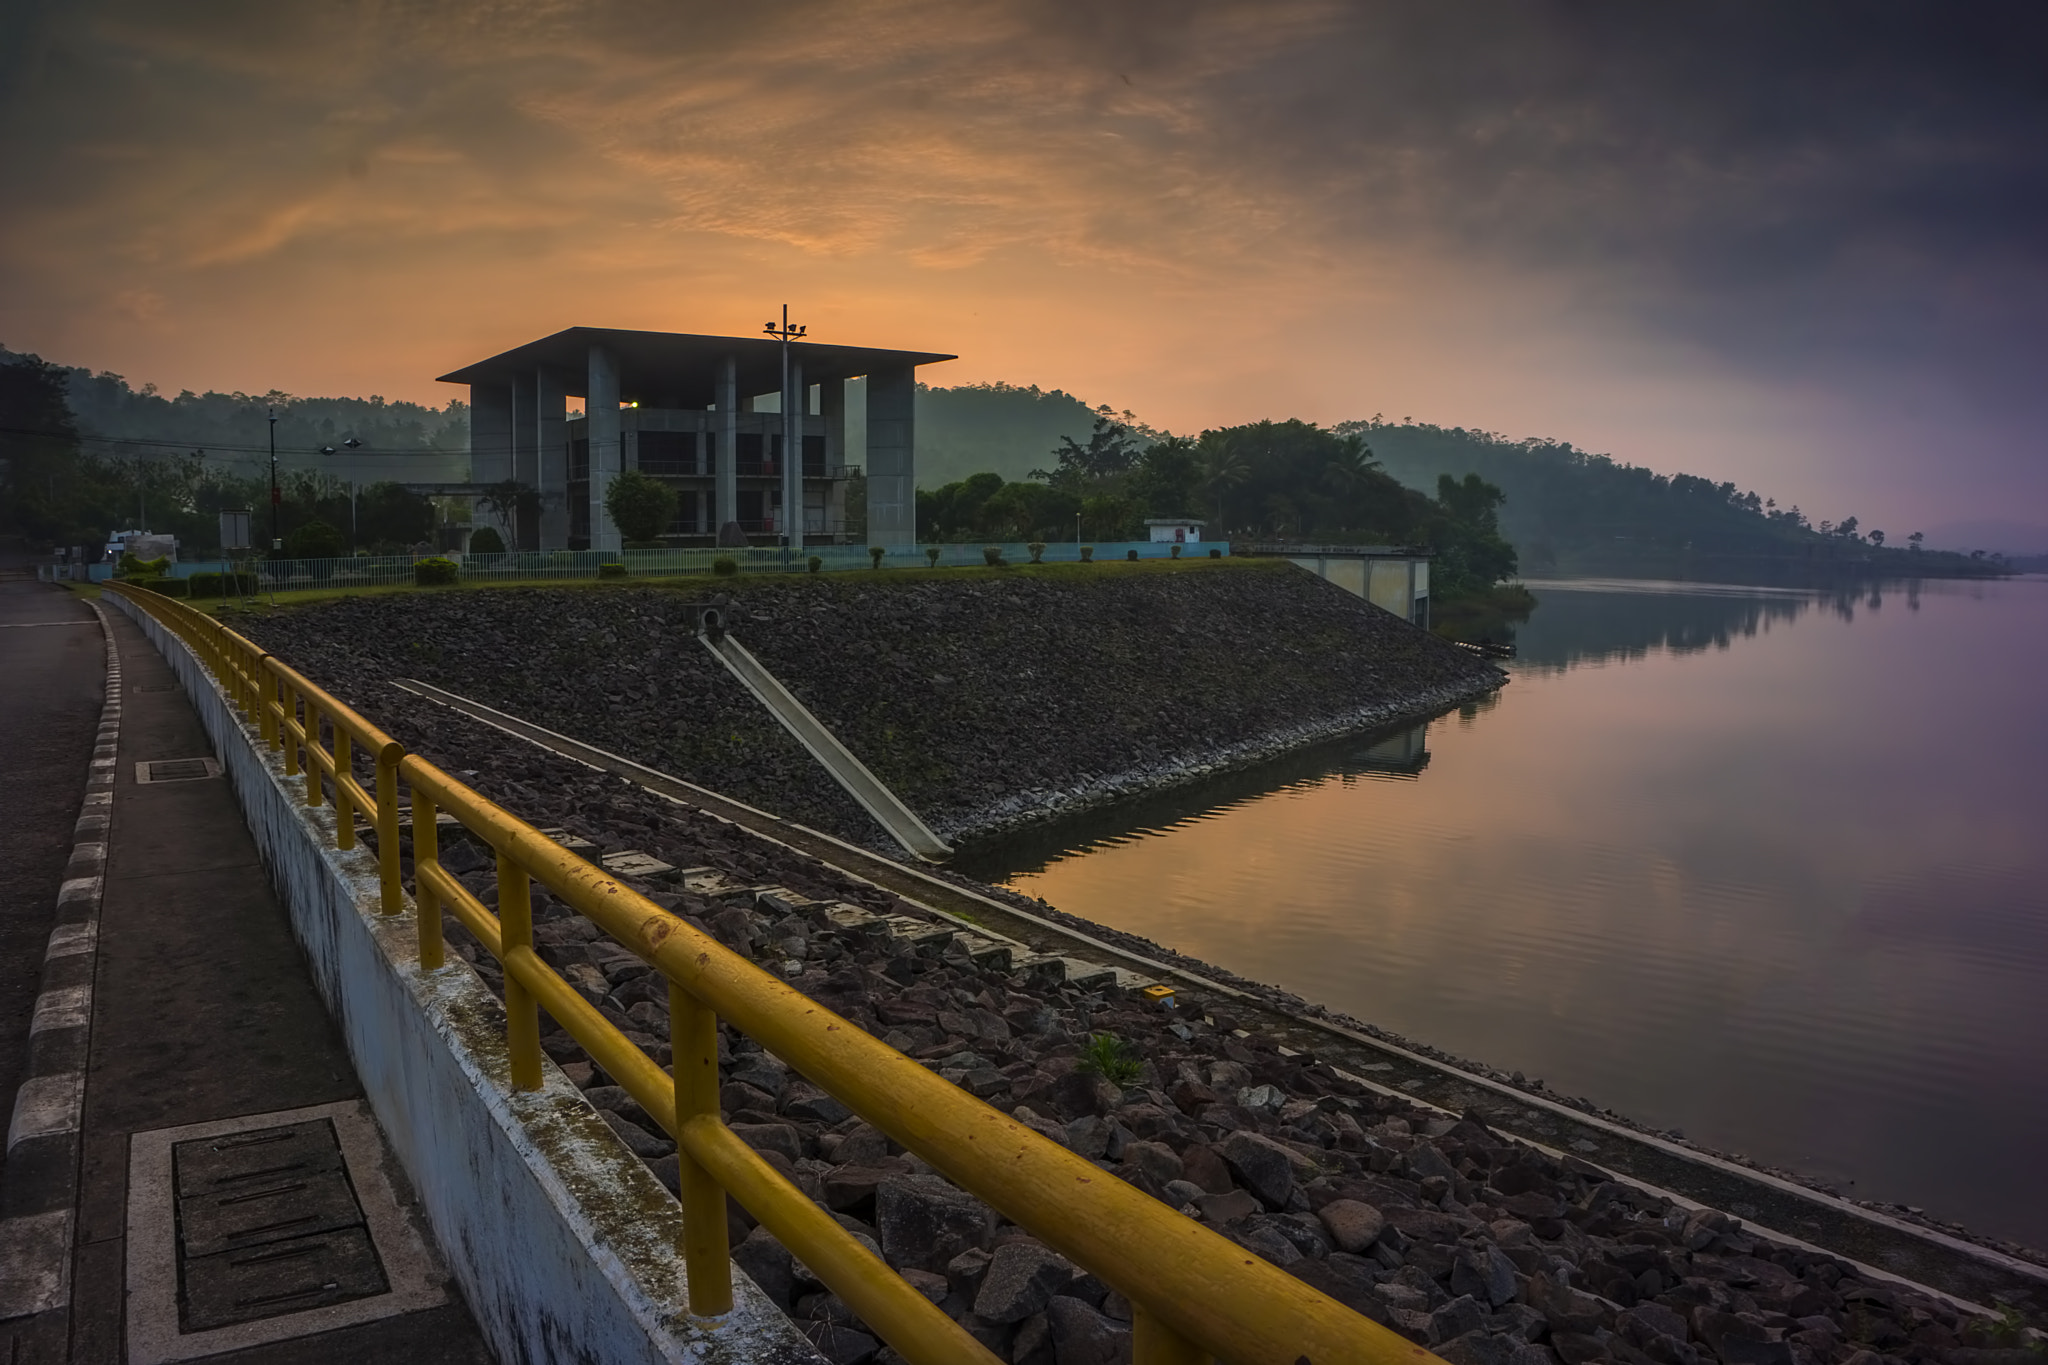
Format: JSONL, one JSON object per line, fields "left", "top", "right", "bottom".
{"left": 1144, "top": 517, "right": 1206, "bottom": 544}
{"left": 438, "top": 327, "right": 954, "bottom": 552}
{"left": 1238, "top": 543, "right": 1433, "bottom": 627}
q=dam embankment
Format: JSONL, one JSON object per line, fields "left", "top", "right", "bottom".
{"left": 236, "top": 560, "right": 1503, "bottom": 848}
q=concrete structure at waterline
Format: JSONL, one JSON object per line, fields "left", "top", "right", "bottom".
{"left": 439, "top": 326, "right": 955, "bottom": 553}
{"left": 1239, "top": 542, "right": 1434, "bottom": 627}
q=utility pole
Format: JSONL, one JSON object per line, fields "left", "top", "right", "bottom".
{"left": 764, "top": 304, "right": 806, "bottom": 568}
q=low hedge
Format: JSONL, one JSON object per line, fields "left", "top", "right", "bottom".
{"left": 414, "top": 556, "right": 459, "bottom": 586}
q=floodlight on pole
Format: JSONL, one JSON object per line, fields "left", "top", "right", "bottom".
{"left": 268, "top": 407, "right": 280, "bottom": 551}
{"left": 763, "top": 303, "right": 809, "bottom": 564}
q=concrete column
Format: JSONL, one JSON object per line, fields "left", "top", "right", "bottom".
{"left": 469, "top": 382, "right": 513, "bottom": 485}
{"left": 716, "top": 357, "right": 740, "bottom": 543}
{"left": 783, "top": 357, "right": 804, "bottom": 545}
{"left": 587, "top": 345, "right": 621, "bottom": 553}
{"left": 864, "top": 364, "right": 916, "bottom": 549}
{"left": 510, "top": 373, "right": 539, "bottom": 549}
{"left": 821, "top": 377, "right": 846, "bottom": 470}
{"left": 537, "top": 369, "right": 569, "bottom": 550}
{"left": 821, "top": 378, "right": 846, "bottom": 541}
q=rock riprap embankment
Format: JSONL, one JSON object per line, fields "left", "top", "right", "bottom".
{"left": 239, "top": 561, "right": 1500, "bottom": 847}
{"left": 348, "top": 700, "right": 2002, "bottom": 1365}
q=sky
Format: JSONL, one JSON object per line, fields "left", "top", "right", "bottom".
{"left": 2, "top": 1, "right": 2044, "bottom": 538}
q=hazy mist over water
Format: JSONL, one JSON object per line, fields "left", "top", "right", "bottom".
{"left": 972, "top": 576, "right": 2048, "bottom": 1248}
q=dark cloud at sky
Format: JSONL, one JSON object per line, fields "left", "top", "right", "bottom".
{"left": 1, "top": 0, "right": 2041, "bottom": 527}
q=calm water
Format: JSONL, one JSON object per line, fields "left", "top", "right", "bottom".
{"left": 966, "top": 576, "right": 2048, "bottom": 1248}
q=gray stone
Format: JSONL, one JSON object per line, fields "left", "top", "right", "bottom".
{"left": 1440, "top": 1331, "right": 1527, "bottom": 1365}
{"left": 974, "top": 1241, "right": 1075, "bottom": 1324}
{"left": 1408, "top": 1142, "right": 1457, "bottom": 1181}
{"left": 732, "top": 1225, "right": 796, "bottom": 1308}
{"left": 1620, "top": 1303, "right": 1690, "bottom": 1345}
{"left": 1716, "top": 1339, "right": 1794, "bottom": 1365}
{"left": 946, "top": 1246, "right": 993, "bottom": 1298}
{"left": 802, "top": 1320, "right": 880, "bottom": 1364}
{"left": 598, "top": 1110, "right": 674, "bottom": 1158}
{"left": 1161, "top": 1179, "right": 1207, "bottom": 1209}
{"left": 1453, "top": 1243, "right": 1520, "bottom": 1307}
{"left": 876, "top": 1173, "right": 994, "bottom": 1271}
{"left": 1219, "top": 1130, "right": 1297, "bottom": 1209}
{"left": 1120, "top": 1140, "right": 1182, "bottom": 1188}
{"left": 1240, "top": 1222, "right": 1303, "bottom": 1267}
{"left": 1046, "top": 1294, "right": 1132, "bottom": 1365}
{"left": 1318, "top": 1199, "right": 1386, "bottom": 1253}
{"left": 1197, "top": 1189, "right": 1261, "bottom": 1224}
{"left": 1432, "top": 1294, "right": 1491, "bottom": 1345}
{"left": 782, "top": 1081, "right": 854, "bottom": 1125}
{"left": 1012, "top": 1311, "right": 1055, "bottom": 1365}
{"left": 731, "top": 1121, "right": 803, "bottom": 1162}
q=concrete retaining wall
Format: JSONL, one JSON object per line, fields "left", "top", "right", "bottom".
{"left": 109, "top": 592, "right": 819, "bottom": 1365}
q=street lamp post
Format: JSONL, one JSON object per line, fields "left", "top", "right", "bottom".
{"left": 267, "top": 407, "right": 280, "bottom": 551}
{"left": 764, "top": 304, "right": 806, "bottom": 568}
{"left": 318, "top": 437, "right": 364, "bottom": 548}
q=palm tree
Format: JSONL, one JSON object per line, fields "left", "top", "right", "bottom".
{"left": 1195, "top": 432, "right": 1249, "bottom": 531}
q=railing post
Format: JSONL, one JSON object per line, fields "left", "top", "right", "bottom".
{"left": 376, "top": 756, "right": 403, "bottom": 915}
{"left": 497, "top": 851, "right": 542, "bottom": 1091}
{"left": 414, "top": 793, "right": 444, "bottom": 968}
{"left": 302, "top": 701, "right": 322, "bottom": 806}
{"left": 1132, "top": 1305, "right": 1210, "bottom": 1365}
{"left": 258, "top": 668, "right": 279, "bottom": 748}
{"left": 281, "top": 683, "right": 300, "bottom": 771}
{"left": 670, "top": 982, "right": 733, "bottom": 1317}
{"left": 334, "top": 730, "right": 355, "bottom": 848}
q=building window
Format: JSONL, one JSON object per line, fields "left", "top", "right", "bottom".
{"left": 639, "top": 431, "right": 699, "bottom": 476}
{"left": 570, "top": 438, "right": 590, "bottom": 481}
{"left": 803, "top": 434, "right": 825, "bottom": 476}
{"left": 665, "top": 488, "right": 700, "bottom": 536}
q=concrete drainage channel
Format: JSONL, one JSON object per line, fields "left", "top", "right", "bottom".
{"left": 392, "top": 677, "right": 2048, "bottom": 1324}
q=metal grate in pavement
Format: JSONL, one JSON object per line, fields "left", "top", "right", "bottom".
{"left": 134, "top": 758, "right": 220, "bottom": 784}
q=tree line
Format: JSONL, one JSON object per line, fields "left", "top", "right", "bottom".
{"left": 915, "top": 415, "right": 1520, "bottom": 599}
{"left": 1, "top": 348, "right": 459, "bottom": 556}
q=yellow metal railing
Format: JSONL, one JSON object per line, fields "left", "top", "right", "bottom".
{"left": 106, "top": 582, "right": 1437, "bottom": 1365}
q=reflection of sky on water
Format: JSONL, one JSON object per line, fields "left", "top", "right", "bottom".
{"left": 986, "top": 577, "right": 2048, "bottom": 1247}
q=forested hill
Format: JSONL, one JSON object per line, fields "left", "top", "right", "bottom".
{"left": 1328, "top": 418, "right": 1961, "bottom": 578}
{"left": 43, "top": 357, "right": 470, "bottom": 484}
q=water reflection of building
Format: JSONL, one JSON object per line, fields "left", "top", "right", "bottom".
{"left": 1357, "top": 721, "right": 1430, "bottom": 776}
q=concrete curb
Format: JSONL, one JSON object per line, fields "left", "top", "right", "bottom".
{"left": 0, "top": 602, "right": 118, "bottom": 1326}
{"left": 108, "top": 594, "right": 821, "bottom": 1364}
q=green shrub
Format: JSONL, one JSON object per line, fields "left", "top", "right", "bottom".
{"left": 117, "top": 553, "right": 169, "bottom": 579}
{"left": 712, "top": 556, "right": 739, "bottom": 577}
{"left": 1209, "top": 547, "right": 1221, "bottom": 558}
{"left": 468, "top": 526, "right": 507, "bottom": 554}
{"left": 1027, "top": 541, "right": 1046, "bottom": 564}
{"left": 925, "top": 546, "right": 941, "bottom": 567}
{"left": 414, "top": 556, "right": 459, "bottom": 586}
{"left": 141, "top": 576, "right": 190, "bottom": 598}
{"left": 1077, "top": 1032, "right": 1143, "bottom": 1087}
{"left": 187, "top": 572, "right": 221, "bottom": 598}
{"left": 1126, "top": 549, "right": 1139, "bottom": 561}
{"left": 1170, "top": 543, "right": 1182, "bottom": 559}
{"left": 869, "top": 546, "right": 886, "bottom": 569}
{"left": 598, "top": 562, "right": 627, "bottom": 579}
{"left": 807, "top": 555, "right": 823, "bottom": 574}
{"left": 1079, "top": 545, "right": 1094, "bottom": 563}
{"left": 604, "top": 469, "right": 679, "bottom": 543}
{"left": 284, "top": 518, "right": 346, "bottom": 560}
{"left": 983, "top": 546, "right": 1005, "bottom": 567}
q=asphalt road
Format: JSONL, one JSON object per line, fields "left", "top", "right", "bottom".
{"left": 0, "top": 580, "right": 103, "bottom": 1183}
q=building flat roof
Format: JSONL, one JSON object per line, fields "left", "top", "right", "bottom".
{"left": 436, "top": 327, "right": 956, "bottom": 404}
